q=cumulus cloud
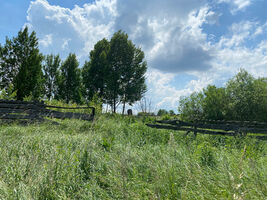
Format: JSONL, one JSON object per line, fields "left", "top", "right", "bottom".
{"left": 114, "top": 0, "right": 215, "bottom": 73}
{"left": 26, "top": 0, "right": 216, "bottom": 72}
{"left": 26, "top": 0, "right": 116, "bottom": 61}
{"left": 25, "top": 0, "right": 267, "bottom": 111}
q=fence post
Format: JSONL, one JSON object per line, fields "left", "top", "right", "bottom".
{"left": 91, "top": 107, "right": 95, "bottom": 118}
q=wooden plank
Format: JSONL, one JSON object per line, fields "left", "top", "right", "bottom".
{"left": 0, "top": 104, "right": 46, "bottom": 110}
{"left": 0, "top": 108, "right": 30, "bottom": 113}
{"left": 0, "top": 114, "right": 43, "bottom": 120}
{"left": 146, "top": 124, "right": 237, "bottom": 136}
{"left": 0, "top": 99, "right": 45, "bottom": 105}
{"left": 45, "top": 105, "right": 94, "bottom": 110}
{"left": 146, "top": 123, "right": 267, "bottom": 135}
{"left": 156, "top": 119, "right": 267, "bottom": 129}
{"left": 197, "top": 119, "right": 267, "bottom": 126}
{"left": 0, "top": 99, "right": 95, "bottom": 121}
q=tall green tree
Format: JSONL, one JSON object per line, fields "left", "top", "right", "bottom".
{"left": 82, "top": 31, "right": 147, "bottom": 113}
{"left": 178, "top": 92, "right": 204, "bottom": 121}
{"left": 226, "top": 69, "right": 256, "bottom": 121}
{"left": 0, "top": 27, "right": 43, "bottom": 100}
{"left": 120, "top": 46, "right": 147, "bottom": 114}
{"left": 202, "top": 85, "right": 227, "bottom": 120}
{"left": 106, "top": 31, "right": 147, "bottom": 113}
{"left": 58, "top": 53, "right": 81, "bottom": 104}
{"left": 0, "top": 39, "right": 19, "bottom": 89}
{"left": 82, "top": 39, "right": 109, "bottom": 102}
{"left": 250, "top": 77, "right": 267, "bottom": 122}
{"left": 43, "top": 54, "right": 61, "bottom": 100}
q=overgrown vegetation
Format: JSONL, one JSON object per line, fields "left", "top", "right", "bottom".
{"left": 0, "top": 116, "right": 266, "bottom": 199}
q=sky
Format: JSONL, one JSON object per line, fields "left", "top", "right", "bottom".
{"left": 0, "top": 0, "right": 267, "bottom": 113}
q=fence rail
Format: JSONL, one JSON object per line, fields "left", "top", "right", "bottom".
{"left": 0, "top": 99, "right": 95, "bottom": 122}
{"left": 146, "top": 119, "right": 267, "bottom": 138}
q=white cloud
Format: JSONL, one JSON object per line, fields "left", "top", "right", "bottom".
{"left": 114, "top": 0, "right": 214, "bottom": 73}
{"left": 27, "top": 0, "right": 116, "bottom": 61}
{"left": 27, "top": 0, "right": 215, "bottom": 73}
{"left": 25, "top": 0, "right": 267, "bottom": 111}
{"left": 39, "top": 33, "right": 52, "bottom": 48}
{"left": 218, "top": 0, "right": 251, "bottom": 14}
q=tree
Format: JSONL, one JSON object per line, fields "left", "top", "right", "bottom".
{"left": 157, "top": 109, "right": 169, "bottom": 116}
{"left": 169, "top": 110, "right": 175, "bottom": 116}
{"left": 178, "top": 69, "right": 267, "bottom": 122}
{"left": 120, "top": 46, "right": 147, "bottom": 114}
{"left": 136, "top": 97, "right": 154, "bottom": 114}
{"left": 82, "top": 31, "right": 147, "bottom": 113}
{"left": 0, "top": 39, "right": 19, "bottom": 89}
{"left": 58, "top": 53, "right": 82, "bottom": 104}
{"left": 252, "top": 77, "right": 267, "bottom": 122}
{"left": 226, "top": 69, "right": 256, "bottom": 121}
{"left": 106, "top": 31, "right": 147, "bottom": 113}
{"left": 82, "top": 39, "right": 109, "bottom": 102}
{"left": 43, "top": 54, "right": 61, "bottom": 100}
{"left": 202, "top": 85, "right": 227, "bottom": 120}
{"left": 0, "top": 27, "right": 43, "bottom": 100}
{"left": 178, "top": 92, "right": 204, "bottom": 121}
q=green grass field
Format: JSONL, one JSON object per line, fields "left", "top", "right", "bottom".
{"left": 0, "top": 115, "right": 266, "bottom": 199}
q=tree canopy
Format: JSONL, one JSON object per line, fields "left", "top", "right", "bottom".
{"left": 43, "top": 54, "right": 61, "bottom": 100}
{"left": 178, "top": 69, "right": 267, "bottom": 122}
{"left": 0, "top": 27, "right": 43, "bottom": 100}
{"left": 58, "top": 53, "right": 82, "bottom": 104}
{"left": 82, "top": 31, "right": 147, "bottom": 113}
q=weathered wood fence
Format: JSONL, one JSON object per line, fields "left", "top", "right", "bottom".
{"left": 146, "top": 119, "right": 267, "bottom": 137}
{"left": 0, "top": 99, "right": 95, "bottom": 123}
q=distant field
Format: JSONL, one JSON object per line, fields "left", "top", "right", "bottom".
{"left": 0, "top": 115, "right": 266, "bottom": 199}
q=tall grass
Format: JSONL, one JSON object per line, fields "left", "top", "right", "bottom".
{"left": 0, "top": 115, "right": 266, "bottom": 199}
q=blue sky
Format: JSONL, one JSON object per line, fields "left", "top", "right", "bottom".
{"left": 1, "top": 0, "right": 267, "bottom": 112}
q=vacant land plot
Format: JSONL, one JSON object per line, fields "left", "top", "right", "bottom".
{"left": 0, "top": 115, "right": 266, "bottom": 199}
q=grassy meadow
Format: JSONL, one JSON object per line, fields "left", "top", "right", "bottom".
{"left": 0, "top": 115, "right": 266, "bottom": 199}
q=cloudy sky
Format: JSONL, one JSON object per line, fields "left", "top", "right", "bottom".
{"left": 1, "top": 0, "right": 267, "bottom": 112}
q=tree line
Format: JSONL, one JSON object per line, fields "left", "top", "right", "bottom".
{"left": 0, "top": 27, "right": 147, "bottom": 113}
{"left": 178, "top": 69, "right": 267, "bottom": 122}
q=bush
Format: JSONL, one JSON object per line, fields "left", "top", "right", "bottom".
{"left": 194, "top": 142, "right": 217, "bottom": 167}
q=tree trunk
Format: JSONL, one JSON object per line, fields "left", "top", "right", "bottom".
{"left": 122, "top": 101, "right": 126, "bottom": 115}
{"left": 113, "top": 98, "right": 116, "bottom": 113}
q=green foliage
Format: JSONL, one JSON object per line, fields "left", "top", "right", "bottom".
{"left": 253, "top": 78, "right": 267, "bottom": 121}
{"left": 226, "top": 69, "right": 256, "bottom": 120}
{"left": 88, "top": 94, "right": 103, "bottom": 115}
{"left": 178, "top": 91, "right": 204, "bottom": 121}
{"left": 82, "top": 39, "right": 110, "bottom": 102}
{"left": 58, "top": 53, "right": 82, "bottom": 104}
{"left": 169, "top": 110, "right": 175, "bottom": 116}
{"left": 0, "top": 84, "right": 17, "bottom": 100}
{"left": 0, "top": 27, "right": 43, "bottom": 100}
{"left": 23, "top": 93, "right": 35, "bottom": 102}
{"left": 194, "top": 142, "right": 217, "bottom": 167}
{"left": 179, "top": 69, "right": 267, "bottom": 122}
{"left": 157, "top": 109, "right": 169, "bottom": 116}
{"left": 82, "top": 31, "right": 147, "bottom": 113}
{"left": 0, "top": 117, "right": 265, "bottom": 199}
{"left": 203, "top": 85, "right": 227, "bottom": 120}
{"left": 43, "top": 54, "right": 61, "bottom": 100}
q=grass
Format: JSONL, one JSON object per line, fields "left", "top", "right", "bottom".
{"left": 0, "top": 115, "right": 266, "bottom": 199}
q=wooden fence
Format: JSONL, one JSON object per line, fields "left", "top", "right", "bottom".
{"left": 146, "top": 119, "right": 267, "bottom": 138}
{"left": 0, "top": 99, "right": 95, "bottom": 123}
